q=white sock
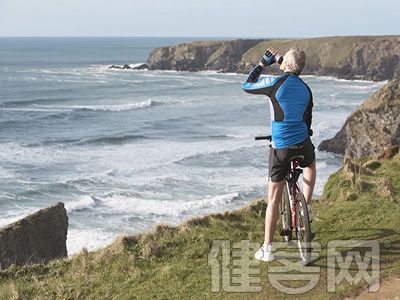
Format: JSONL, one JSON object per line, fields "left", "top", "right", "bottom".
{"left": 307, "top": 204, "right": 311, "bottom": 213}
{"left": 263, "top": 243, "right": 273, "bottom": 252}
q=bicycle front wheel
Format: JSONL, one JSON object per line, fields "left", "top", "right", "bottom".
{"left": 295, "top": 191, "right": 312, "bottom": 265}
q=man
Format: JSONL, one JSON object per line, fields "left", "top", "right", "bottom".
{"left": 242, "top": 46, "right": 316, "bottom": 262}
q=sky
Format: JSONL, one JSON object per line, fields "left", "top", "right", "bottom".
{"left": 0, "top": 0, "right": 399, "bottom": 38}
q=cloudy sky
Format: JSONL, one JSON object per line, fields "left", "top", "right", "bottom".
{"left": 0, "top": 0, "right": 398, "bottom": 38}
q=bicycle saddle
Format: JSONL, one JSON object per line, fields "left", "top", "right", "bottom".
{"left": 288, "top": 155, "right": 304, "bottom": 162}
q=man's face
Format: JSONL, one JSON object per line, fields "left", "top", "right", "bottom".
{"left": 280, "top": 51, "right": 290, "bottom": 72}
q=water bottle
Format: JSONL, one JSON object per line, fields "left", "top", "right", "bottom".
{"left": 275, "top": 54, "right": 283, "bottom": 65}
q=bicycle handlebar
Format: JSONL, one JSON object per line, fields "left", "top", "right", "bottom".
{"left": 255, "top": 135, "right": 272, "bottom": 141}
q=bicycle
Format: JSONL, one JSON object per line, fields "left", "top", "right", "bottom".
{"left": 255, "top": 135, "right": 314, "bottom": 265}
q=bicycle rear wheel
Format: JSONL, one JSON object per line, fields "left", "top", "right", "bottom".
{"left": 280, "top": 184, "right": 292, "bottom": 245}
{"left": 295, "top": 191, "right": 312, "bottom": 265}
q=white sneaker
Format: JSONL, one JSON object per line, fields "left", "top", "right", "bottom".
{"left": 254, "top": 244, "right": 274, "bottom": 262}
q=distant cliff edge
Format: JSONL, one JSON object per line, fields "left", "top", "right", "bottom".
{"left": 146, "top": 36, "right": 400, "bottom": 81}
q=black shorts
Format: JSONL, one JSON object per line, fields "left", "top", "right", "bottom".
{"left": 269, "top": 137, "right": 315, "bottom": 182}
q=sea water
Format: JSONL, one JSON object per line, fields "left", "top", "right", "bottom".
{"left": 0, "top": 37, "right": 387, "bottom": 255}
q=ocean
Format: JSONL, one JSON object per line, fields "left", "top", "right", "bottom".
{"left": 0, "top": 37, "right": 387, "bottom": 255}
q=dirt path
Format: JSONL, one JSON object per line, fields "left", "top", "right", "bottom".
{"left": 344, "top": 277, "right": 400, "bottom": 300}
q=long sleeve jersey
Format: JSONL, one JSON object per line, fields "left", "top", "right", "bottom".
{"left": 242, "top": 65, "right": 313, "bottom": 149}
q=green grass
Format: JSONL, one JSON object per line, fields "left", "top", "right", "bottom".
{"left": 0, "top": 153, "right": 399, "bottom": 299}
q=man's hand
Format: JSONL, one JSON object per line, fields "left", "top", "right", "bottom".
{"left": 260, "top": 47, "right": 279, "bottom": 67}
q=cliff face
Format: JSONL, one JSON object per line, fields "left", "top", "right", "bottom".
{"left": 147, "top": 39, "right": 262, "bottom": 73}
{"left": 146, "top": 36, "right": 400, "bottom": 81}
{"left": 318, "top": 79, "right": 400, "bottom": 159}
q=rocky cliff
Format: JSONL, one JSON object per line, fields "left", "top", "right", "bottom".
{"left": 318, "top": 79, "right": 400, "bottom": 159}
{"left": 147, "top": 39, "right": 262, "bottom": 73}
{"left": 0, "top": 202, "right": 68, "bottom": 269}
{"left": 146, "top": 36, "right": 400, "bottom": 81}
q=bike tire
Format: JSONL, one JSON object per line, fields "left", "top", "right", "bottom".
{"left": 280, "top": 184, "right": 292, "bottom": 245}
{"left": 295, "top": 191, "right": 312, "bottom": 265}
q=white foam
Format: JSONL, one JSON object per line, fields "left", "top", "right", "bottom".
{"left": 189, "top": 192, "right": 240, "bottom": 209}
{"left": 91, "top": 190, "right": 240, "bottom": 218}
{"left": 68, "top": 99, "right": 152, "bottom": 111}
{"left": 65, "top": 195, "right": 97, "bottom": 213}
{"left": 67, "top": 227, "right": 117, "bottom": 255}
{"left": 65, "top": 191, "right": 244, "bottom": 255}
{"left": 0, "top": 166, "right": 15, "bottom": 180}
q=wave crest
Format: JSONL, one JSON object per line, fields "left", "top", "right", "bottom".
{"left": 65, "top": 195, "right": 97, "bottom": 213}
{"left": 75, "top": 99, "right": 152, "bottom": 112}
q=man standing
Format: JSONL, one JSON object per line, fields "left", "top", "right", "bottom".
{"left": 242, "top": 46, "right": 316, "bottom": 262}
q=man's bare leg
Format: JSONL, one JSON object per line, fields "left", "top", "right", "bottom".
{"left": 302, "top": 159, "right": 316, "bottom": 205}
{"left": 264, "top": 179, "right": 286, "bottom": 245}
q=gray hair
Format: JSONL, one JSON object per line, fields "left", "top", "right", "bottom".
{"left": 286, "top": 46, "right": 306, "bottom": 75}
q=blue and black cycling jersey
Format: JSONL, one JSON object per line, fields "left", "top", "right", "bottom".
{"left": 242, "top": 65, "right": 313, "bottom": 149}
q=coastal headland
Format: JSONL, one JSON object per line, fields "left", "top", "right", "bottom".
{"left": 144, "top": 35, "right": 400, "bottom": 81}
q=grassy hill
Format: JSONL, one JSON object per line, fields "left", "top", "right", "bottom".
{"left": 147, "top": 35, "right": 400, "bottom": 81}
{"left": 0, "top": 152, "right": 399, "bottom": 299}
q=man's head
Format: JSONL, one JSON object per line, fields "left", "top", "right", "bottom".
{"left": 280, "top": 46, "right": 306, "bottom": 75}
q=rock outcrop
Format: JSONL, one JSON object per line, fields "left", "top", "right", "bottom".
{"left": 108, "top": 63, "right": 148, "bottom": 70}
{"left": 318, "top": 79, "right": 400, "bottom": 159}
{"left": 0, "top": 202, "right": 68, "bottom": 269}
{"left": 145, "top": 36, "right": 400, "bottom": 81}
